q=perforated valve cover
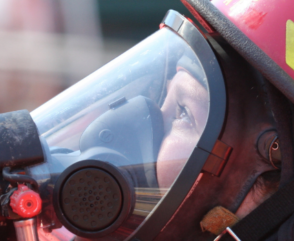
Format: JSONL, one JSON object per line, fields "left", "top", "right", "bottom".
{"left": 61, "top": 168, "right": 122, "bottom": 231}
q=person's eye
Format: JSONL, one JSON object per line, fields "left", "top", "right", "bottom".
{"left": 176, "top": 103, "right": 191, "bottom": 122}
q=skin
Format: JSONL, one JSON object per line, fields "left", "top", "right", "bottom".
{"left": 235, "top": 184, "right": 271, "bottom": 219}
{"left": 156, "top": 70, "right": 209, "bottom": 188}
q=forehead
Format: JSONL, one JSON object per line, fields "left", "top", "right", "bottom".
{"left": 168, "top": 71, "right": 208, "bottom": 102}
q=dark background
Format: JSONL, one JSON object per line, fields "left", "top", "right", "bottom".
{"left": 99, "top": 0, "right": 193, "bottom": 40}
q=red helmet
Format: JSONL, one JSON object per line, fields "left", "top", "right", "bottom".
{"left": 182, "top": 0, "right": 294, "bottom": 101}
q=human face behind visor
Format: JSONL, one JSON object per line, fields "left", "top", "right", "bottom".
{"left": 28, "top": 22, "right": 211, "bottom": 240}
{"left": 158, "top": 70, "right": 208, "bottom": 188}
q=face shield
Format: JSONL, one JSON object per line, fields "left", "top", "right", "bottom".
{"left": 26, "top": 10, "right": 225, "bottom": 241}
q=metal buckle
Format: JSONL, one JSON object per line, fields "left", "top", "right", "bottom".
{"left": 214, "top": 227, "right": 241, "bottom": 241}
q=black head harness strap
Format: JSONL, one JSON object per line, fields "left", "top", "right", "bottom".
{"left": 218, "top": 178, "right": 294, "bottom": 241}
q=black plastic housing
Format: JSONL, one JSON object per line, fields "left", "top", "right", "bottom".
{"left": 0, "top": 110, "right": 44, "bottom": 168}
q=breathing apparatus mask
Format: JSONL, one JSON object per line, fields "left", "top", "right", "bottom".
{"left": 0, "top": 10, "right": 226, "bottom": 241}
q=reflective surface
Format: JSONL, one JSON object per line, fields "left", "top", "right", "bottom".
{"left": 14, "top": 218, "right": 39, "bottom": 241}
{"left": 29, "top": 27, "right": 209, "bottom": 240}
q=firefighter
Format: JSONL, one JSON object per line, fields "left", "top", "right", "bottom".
{"left": 0, "top": 1, "right": 293, "bottom": 241}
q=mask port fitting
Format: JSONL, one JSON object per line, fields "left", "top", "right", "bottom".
{"left": 257, "top": 130, "right": 281, "bottom": 170}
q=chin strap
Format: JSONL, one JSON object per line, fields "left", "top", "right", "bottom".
{"left": 215, "top": 178, "right": 294, "bottom": 241}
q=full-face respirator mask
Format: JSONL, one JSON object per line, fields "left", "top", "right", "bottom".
{"left": 0, "top": 10, "right": 226, "bottom": 241}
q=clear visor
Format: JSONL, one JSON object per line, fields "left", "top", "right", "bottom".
{"left": 30, "top": 27, "right": 209, "bottom": 240}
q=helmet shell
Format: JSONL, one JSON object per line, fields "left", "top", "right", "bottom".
{"left": 211, "top": 0, "right": 294, "bottom": 80}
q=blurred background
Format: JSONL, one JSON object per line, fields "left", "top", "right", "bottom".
{"left": 0, "top": 0, "right": 194, "bottom": 113}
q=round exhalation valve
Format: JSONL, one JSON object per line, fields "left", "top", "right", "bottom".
{"left": 62, "top": 168, "right": 122, "bottom": 231}
{"left": 53, "top": 160, "right": 135, "bottom": 239}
